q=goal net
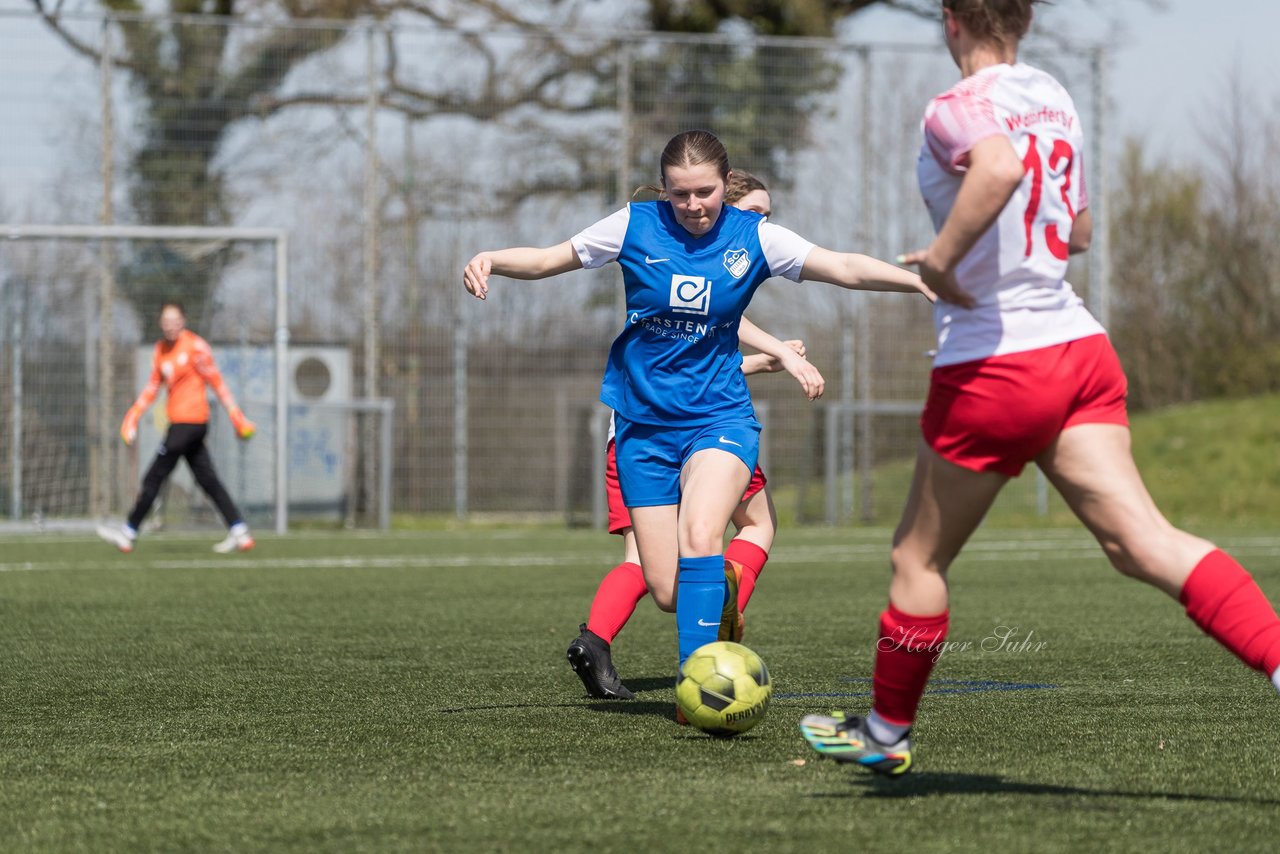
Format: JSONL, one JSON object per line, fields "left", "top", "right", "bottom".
{"left": 1, "top": 225, "right": 290, "bottom": 532}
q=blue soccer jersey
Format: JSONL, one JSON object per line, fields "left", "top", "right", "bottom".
{"left": 572, "top": 202, "right": 813, "bottom": 426}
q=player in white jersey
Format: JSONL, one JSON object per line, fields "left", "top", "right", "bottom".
{"left": 801, "top": 0, "right": 1280, "bottom": 777}
{"left": 466, "top": 130, "right": 933, "bottom": 717}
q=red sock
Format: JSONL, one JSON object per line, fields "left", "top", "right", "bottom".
{"left": 725, "top": 539, "right": 768, "bottom": 613}
{"left": 871, "top": 604, "right": 950, "bottom": 727}
{"left": 1180, "top": 549, "right": 1280, "bottom": 676}
{"left": 586, "top": 562, "right": 648, "bottom": 645}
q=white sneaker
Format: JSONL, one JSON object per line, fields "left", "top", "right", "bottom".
{"left": 213, "top": 529, "right": 255, "bottom": 554}
{"left": 96, "top": 524, "right": 135, "bottom": 554}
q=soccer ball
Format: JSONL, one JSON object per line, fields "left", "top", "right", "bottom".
{"left": 675, "top": 641, "right": 772, "bottom": 737}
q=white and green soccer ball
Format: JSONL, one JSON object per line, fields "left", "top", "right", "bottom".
{"left": 676, "top": 641, "right": 772, "bottom": 737}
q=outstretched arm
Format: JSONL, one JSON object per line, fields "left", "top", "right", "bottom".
{"left": 737, "top": 316, "right": 825, "bottom": 401}
{"left": 800, "top": 247, "right": 935, "bottom": 302}
{"left": 463, "top": 241, "right": 582, "bottom": 300}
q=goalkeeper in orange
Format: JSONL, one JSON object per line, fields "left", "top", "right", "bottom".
{"left": 96, "top": 300, "right": 257, "bottom": 554}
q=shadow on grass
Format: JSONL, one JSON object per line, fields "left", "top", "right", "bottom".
{"left": 439, "top": 702, "right": 588, "bottom": 714}
{"left": 585, "top": 697, "right": 766, "bottom": 741}
{"left": 620, "top": 676, "right": 676, "bottom": 694}
{"left": 438, "top": 676, "right": 674, "bottom": 714}
{"left": 585, "top": 700, "right": 673, "bottom": 720}
{"left": 808, "top": 771, "right": 1280, "bottom": 807}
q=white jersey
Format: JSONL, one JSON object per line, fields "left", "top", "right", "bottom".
{"left": 917, "top": 62, "right": 1104, "bottom": 366}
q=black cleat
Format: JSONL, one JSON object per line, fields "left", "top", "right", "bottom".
{"left": 566, "top": 624, "right": 634, "bottom": 700}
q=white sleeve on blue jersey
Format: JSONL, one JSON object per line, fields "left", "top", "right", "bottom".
{"left": 571, "top": 207, "right": 631, "bottom": 269}
{"left": 758, "top": 222, "right": 815, "bottom": 282}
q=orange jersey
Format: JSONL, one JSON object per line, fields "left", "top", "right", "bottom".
{"left": 132, "top": 330, "right": 238, "bottom": 425}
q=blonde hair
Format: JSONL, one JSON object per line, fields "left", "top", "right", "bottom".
{"left": 943, "top": 0, "right": 1042, "bottom": 44}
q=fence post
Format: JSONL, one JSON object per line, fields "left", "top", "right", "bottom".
{"left": 590, "top": 408, "right": 608, "bottom": 530}
{"left": 615, "top": 38, "right": 634, "bottom": 320}
{"left": 453, "top": 280, "right": 469, "bottom": 522}
{"left": 853, "top": 46, "right": 875, "bottom": 524}
{"left": 8, "top": 279, "right": 23, "bottom": 521}
{"left": 274, "top": 233, "right": 290, "bottom": 534}
{"left": 857, "top": 297, "right": 875, "bottom": 523}
{"left": 360, "top": 24, "right": 381, "bottom": 524}
{"left": 95, "top": 17, "right": 117, "bottom": 519}
{"left": 379, "top": 397, "right": 393, "bottom": 531}
{"left": 824, "top": 403, "right": 839, "bottom": 525}
{"left": 1088, "top": 47, "right": 1110, "bottom": 330}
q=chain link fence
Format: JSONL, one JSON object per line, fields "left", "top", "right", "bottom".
{"left": 0, "top": 9, "right": 1106, "bottom": 526}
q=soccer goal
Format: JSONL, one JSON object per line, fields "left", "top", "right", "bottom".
{"left": 1, "top": 224, "right": 291, "bottom": 533}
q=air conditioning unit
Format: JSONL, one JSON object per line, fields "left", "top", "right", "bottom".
{"left": 284, "top": 347, "right": 352, "bottom": 518}
{"left": 289, "top": 347, "right": 352, "bottom": 405}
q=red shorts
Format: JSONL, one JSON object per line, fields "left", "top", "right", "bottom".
{"left": 921, "top": 334, "right": 1129, "bottom": 477}
{"left": 605, "top": 439, "right": 767, "bottom": 535}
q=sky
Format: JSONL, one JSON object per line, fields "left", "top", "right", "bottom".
{"left": 846, "top": 0, "right": 1280, "bottom": 163}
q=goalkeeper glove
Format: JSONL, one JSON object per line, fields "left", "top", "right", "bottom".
{"left": 228, "top": 406, "right": 256, "bottom": 440}
{"left": 121, "top": 406, "right": 143, "bottom": 445}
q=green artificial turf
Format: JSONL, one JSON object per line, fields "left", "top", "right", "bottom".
{"left": 2, "top": 526, "right": 1278, "bottom": 852}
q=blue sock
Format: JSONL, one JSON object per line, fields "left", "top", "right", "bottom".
{"left": 676, "top": 555, "right": 726, "bottom": 670}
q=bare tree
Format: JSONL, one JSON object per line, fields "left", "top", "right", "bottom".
{"left": 1108, "top": 141, "right": 1207, "bottom": 408}
{"left": 30, "top": 0, "right": 366, "bottom": 315}
{"left": 1110, "top": 67, "right": 1280, "bottom": 409}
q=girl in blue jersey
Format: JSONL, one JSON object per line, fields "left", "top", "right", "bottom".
{"left": 464, "top": 129, "right": 932, "bottom": 684}
{"left": 566, "top": 171, "right": 820, "bottom": 706}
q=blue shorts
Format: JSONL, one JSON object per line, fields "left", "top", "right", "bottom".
{"left": 613, "top": 415, "right": 761, "bottom": 508}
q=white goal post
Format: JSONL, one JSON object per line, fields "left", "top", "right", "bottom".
{"left": 2, "top": 223, "right": 291, "bottom": 533}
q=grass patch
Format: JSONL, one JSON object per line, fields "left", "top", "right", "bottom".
{"left": 2, "top": 527, "right": 1279, "bottom": 851}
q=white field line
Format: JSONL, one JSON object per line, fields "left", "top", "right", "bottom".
{"left": 4, "top": 535, "right": 1280, "bottom": 574}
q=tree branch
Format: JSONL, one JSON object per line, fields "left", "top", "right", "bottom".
{"left": 28, "top": 0, "right": 150, "bottom": 74}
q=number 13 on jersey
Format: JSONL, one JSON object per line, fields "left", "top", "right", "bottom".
{"left": 1020, "top": 132, "right": 1076, "bottom": 261}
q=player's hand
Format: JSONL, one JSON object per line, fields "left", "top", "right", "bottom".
{"left": 898, "top": 248, "right": 974, "bottom": 308}
{"left": 779, "top": 348, "right": 825, "bottom": 401}
{"left": 120, "top": 408, "right": 141, "bottom": 446}
{"left": 752, "top": 339, "right": 806, "bottom": 374}
{"left": 463, "top": 253, "right": 493, "bottom": 300}
{"left": 229, "top": 406, "right": 256, "bottom": 440}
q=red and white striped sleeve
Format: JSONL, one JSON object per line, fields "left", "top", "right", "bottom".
{"left": 922, "top": 78, "right": 1005, "bottom": 174}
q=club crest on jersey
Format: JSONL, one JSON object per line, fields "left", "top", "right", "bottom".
{"left": 723, "top": 248, "right": 750, "bottom": 279}
{"left": 669, "top": 274, "right": 711, "bottom": 315}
